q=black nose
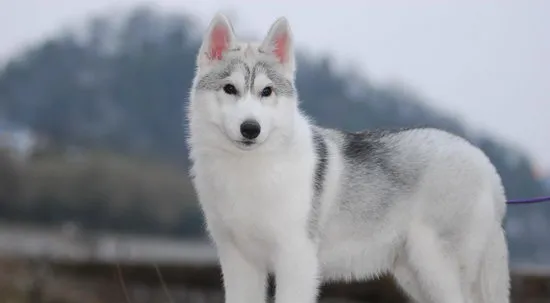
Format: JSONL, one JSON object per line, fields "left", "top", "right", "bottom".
{"left": 240, "top": 120, "right": 261, "bottom": 140}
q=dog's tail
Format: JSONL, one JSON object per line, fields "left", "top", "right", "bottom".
{"left": 477, "top": 224, "right": 510, "bottom": 303}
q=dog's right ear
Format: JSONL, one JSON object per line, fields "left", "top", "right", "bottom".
{"left": 197, "top": 13, "right": 236, "bottom": 67}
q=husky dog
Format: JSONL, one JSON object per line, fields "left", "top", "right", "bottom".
{"left": 187, "top": 13, "right": 510, "bottom": 303}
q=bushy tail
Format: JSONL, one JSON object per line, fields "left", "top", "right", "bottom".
{"left": 477, "top": 227, "right": 510, "bottom": 303}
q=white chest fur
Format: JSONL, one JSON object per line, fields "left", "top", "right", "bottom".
{"left": 192, "top": 149, "right": 316, "bottom": 266}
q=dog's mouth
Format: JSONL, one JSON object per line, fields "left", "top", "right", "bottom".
{"left": 240, "top": 140, "right": 255, "bottom": 146}
{"left": 234, "top": 139, "right": 257, "bottom": 149}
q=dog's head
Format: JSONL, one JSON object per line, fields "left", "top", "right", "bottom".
{"left": 189, "top": 14, "right": 299, "bottom": 152}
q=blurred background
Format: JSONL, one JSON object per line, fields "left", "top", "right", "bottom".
{"left": 0, "top": 1, "right": 549, "bottom": 302}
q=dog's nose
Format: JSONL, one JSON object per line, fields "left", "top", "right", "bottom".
{"left": 240, "top": 120, "right": 261, "bottom": 140}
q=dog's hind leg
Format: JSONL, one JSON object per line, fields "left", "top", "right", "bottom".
{"left": 403, "top": 223, "right": 472, "bottom": 303}
{"left": 473, "top": 226, "right": 510, "bottom": 303}
{"left": 393, "top": 256, "right": 428, "bottom": 303}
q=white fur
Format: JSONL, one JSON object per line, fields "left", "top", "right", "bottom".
{"left": 187, "top": 13, "right": 510, "bottom": 303}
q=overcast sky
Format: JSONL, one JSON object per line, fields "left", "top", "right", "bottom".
{"left": 1, "top": 0, "right": 549, "bottom": 170}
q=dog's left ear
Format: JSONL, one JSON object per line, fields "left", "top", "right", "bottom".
{"left": 260, "top": 17, "right": 295, "bottom": 72}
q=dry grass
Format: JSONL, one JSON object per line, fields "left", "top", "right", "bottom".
{"left": 1, "top": 258, "right": 550, "bottom": 303}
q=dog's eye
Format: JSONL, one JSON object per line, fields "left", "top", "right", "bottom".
{"left": 261, "top": 86, "right": 273, "bottom": 97}
{"left": 223, "top": 84, "right": 238, "bottom": 95}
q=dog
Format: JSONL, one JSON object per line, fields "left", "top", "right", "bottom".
{"left": 186, "top": 13, "right": 510, "bottom": 303}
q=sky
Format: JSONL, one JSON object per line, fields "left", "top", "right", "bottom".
{"left": 1, "top": 0, "right": 549, "bottom": 170}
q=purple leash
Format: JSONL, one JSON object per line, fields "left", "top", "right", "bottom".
{"left": 507, "top": 195, "right": 550, "bottom": 204}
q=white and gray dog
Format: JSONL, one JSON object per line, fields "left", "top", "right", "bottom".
{"left": 186, "top": 13, "right": 510, "bottom": 303}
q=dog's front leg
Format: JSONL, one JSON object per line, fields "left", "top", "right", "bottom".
{"left": 274, "top": 236, "right": 320, "bottom": 303}
{"left": 217, "top": 239, "right": 267, "bottom": 303}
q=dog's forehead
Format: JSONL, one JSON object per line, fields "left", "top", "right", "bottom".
{"left": 234, "top": 42, "right": 261, "bottom": 56}
{"left": 241, "top": 42, "right": 261, "bottom": 58}
{"left": 226, "top": 42, "right": 269, "bottom": 70}
{"left": 221, "top": 59, "right": 279, "bottom": 83}
{"left": 195, "top": 43, "right": 295, "bottom": 97}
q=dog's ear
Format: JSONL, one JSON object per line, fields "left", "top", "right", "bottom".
{"left": 260, "top": 17, "right": 295, "bottom": 72}
{"left": 197, "top": 13, "right": 236, "bottom": 66}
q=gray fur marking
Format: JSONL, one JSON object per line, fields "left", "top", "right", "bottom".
{"left": 333, "top": 128, "right": 423, "bottom": 220}
{"left": 252, "top": 61, "right": 295, "bottom": 97}
{"left": 313, "top": 131, "right": 328, "bottom": 195}
{"left": 342, "top": 128, "right": 418, "bottom": 187}
{"left": 308, "top": 129, "right": 328, "bottom": 239}
{"left": 196, "top": 59, "right": 295, "bottom": 97}
{"left": 196, "top": 58, "right": 250, "bottom": 92}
